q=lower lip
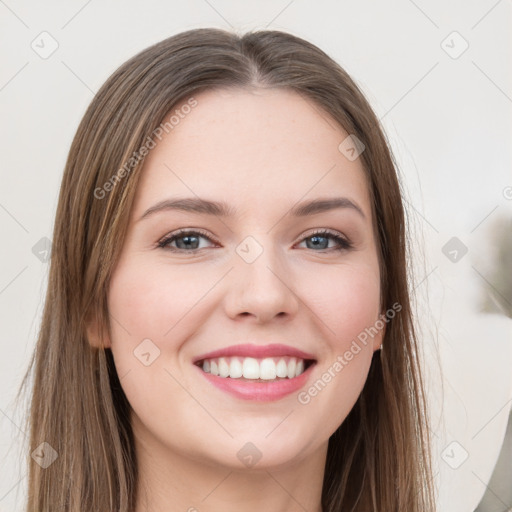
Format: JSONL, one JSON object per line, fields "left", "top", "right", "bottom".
{"left": 195, "top": 363, "right": 316, "bottom": 402}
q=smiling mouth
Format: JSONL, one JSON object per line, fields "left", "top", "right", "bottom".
{"left": 194, "top": 356, "right": 316, "bottom": 381}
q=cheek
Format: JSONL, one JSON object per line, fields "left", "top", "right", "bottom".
{"left": 106, "top": 260, "right": 203, "bottom": 434}
{"left": 108, "top": 259, "right": 205, "bottom": 344}
{"left": 302, "top": 262, "right": 381, "bottom": 347}
{"left": 105, "top": 259, "right": 198, "bottom": 385}
{"left": 292, "top": 267, "right": 381, "bottom": 437}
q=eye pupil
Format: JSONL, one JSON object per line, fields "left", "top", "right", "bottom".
{"left": 307, "top": 235, "right": 328, "bottom": 250}
{"left": 176, "top": 235, "right": 199, "bottom": 250}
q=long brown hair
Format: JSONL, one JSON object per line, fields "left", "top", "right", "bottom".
{"left": 16, "top": 27, "right": 435, "bottom": 511}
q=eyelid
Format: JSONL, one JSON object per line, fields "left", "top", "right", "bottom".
{"left": 299, "top": 227, "right": 346, "bottom": 241}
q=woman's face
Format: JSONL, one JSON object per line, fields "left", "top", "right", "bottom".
{"left": 103, "top": 88, "right": 383, "bottom": 471}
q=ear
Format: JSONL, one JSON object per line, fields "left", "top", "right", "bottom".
{"left": 85, "top": 309, "right": 112, "bottom": 349}
{"left": 372, "top": 311, "right": 386, "bottom": 353}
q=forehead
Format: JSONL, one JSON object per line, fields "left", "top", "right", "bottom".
{"left": 131, "top": 87, "right": 371, "bottom": 220}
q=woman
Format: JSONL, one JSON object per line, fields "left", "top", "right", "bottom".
{"left": 18, "top": 28, "right": 435, "bottom": 511}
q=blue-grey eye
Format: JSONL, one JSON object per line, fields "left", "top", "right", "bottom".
{"left": 157, "top": 230, "right": 214, "bottom": 251}
{"left": 298, "top": 231, "right": 352, "bottom": 251}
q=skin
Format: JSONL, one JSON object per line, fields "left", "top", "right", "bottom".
{"left": 90, "top": 88, "right": 384, "bottom": 512}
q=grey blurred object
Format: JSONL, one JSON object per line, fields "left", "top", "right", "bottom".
{"left": 479, "top": 217, "right": 512, "bottom": 320}
{"left": 474, "top": 410, "right": 512, "bottom": 512}
{"left": 474, "top": 216, "right": 512, "bottom": 512}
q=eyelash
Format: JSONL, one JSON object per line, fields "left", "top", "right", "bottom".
{"left": 156, "top": 228, "right": 353, "bottom": 253}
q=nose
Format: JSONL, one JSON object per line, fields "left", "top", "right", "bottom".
{"left": 223, "top": 240, "right": 300, "bottom": 324}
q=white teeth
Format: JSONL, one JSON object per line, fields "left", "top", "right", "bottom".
{"left": 260, "top": 358, "right": 277, "bottom": 380}
{"left": 276, "top": 358, "right": 288, "bottom": 378}
{"left": 218, "top": 357, "right": 230, "bottom": 378}
{"left": 198, "top": 356, "right": 310, "bottom": 380}
{"left": 229, "top": 357, "right": 243, "bottom": 378}
{"left": 242, "top": 357, "right": 260, "bottom": 379}
{"left": 287, "top": 358, "right": 296, "bottom": 379}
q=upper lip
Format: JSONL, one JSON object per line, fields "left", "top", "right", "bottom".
{"left": 193, "top": 343, "right": 317, "bottom": 364}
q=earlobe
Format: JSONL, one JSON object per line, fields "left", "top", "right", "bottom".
{"left": 372, "top": 312, "right": 386, "bottom": 352}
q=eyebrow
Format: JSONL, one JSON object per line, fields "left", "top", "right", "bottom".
{"left": 138, "top": 196, "right": 366, "bottom": 221}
